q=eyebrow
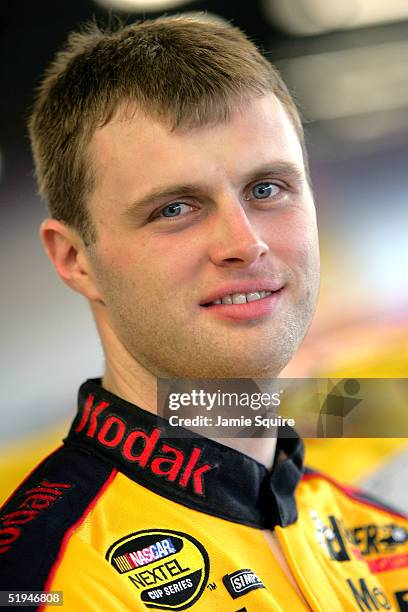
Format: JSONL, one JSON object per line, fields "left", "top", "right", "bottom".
{"left": 122, "top": 161, "right": 305, "bottom": 218}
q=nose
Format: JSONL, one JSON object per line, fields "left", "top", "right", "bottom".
{"left": 208, "top": 199, "right": 269, "bottom": 268}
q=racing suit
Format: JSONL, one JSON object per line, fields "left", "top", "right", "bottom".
{"left": 0, "top": 379, "right": 407, "bottom": 611}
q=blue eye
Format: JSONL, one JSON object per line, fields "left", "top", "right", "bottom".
{"left": 152, "top": 201, "right": 195, "bottom": 222}
{"left": 159, "top": 203, "right": 187, "bottom": 218}
{"left": 251, "top": 182, "right": 280, "bottom": 199}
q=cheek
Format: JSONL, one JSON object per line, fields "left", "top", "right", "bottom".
{"left": 269, "top": 208, "right": 319, "bottom": 268}
{"left": 97, "top": 233, "right": 200, "bottom": 297}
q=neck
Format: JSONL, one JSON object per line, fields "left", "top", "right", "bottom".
{"left": 97, "top": 315, "right": 278, "bottom": 471}
{"left": 215, "top": 437, "right": 277, "bottom": 470}
{"left": 95, "top": 308, "right": 158, "bottom": 414}
{"left": 103, "top": 363, "right": 278, "bottom": 470}
{"left": 102, "top": 358, "right": 157, "bottom": 415}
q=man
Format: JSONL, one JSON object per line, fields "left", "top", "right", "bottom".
{"left": 1, "top": 14, "right": 407, "bottom": 611}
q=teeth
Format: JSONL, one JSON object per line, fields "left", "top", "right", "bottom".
{"left": 232, "top": 293, "right": 247, "bottom": 304}
{"left": 211, "top": 290, "right": 272, "bottom": 306}
{"left": 246, "top": 292, "right": 261, "bottom": 302}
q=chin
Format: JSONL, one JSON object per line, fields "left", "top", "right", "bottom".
{"left": 171, "top": 355, "right": 290, "bottom": 379}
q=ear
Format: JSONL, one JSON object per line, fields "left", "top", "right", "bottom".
{"left": 40, "top": 218, "right": 103, "bottom": 303}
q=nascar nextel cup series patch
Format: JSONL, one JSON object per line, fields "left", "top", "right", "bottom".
{"left": 106, "top": 529, "right": 209, "bottom": 610}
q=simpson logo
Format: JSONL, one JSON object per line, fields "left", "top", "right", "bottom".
{"left": 106, "top": 529, "right": 209, "bottom": 610}
{"left": 74, "top": 394, "right": 213, "bottom": 496}
{"left": 222, "top": 569, "right": 265, "bottom": 600}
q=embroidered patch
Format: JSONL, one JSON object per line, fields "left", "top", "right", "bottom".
{"left": 74, "top": 394, "right": 214, "bottom": 496}
{"left": 222, "top": 569, "right": 265, "bottom": 599}
{"left": 0, "top": 480, "right": 73, "bottom": 555}
{"left": 106, "top": 529, "right": 209, "bottom": 610}
{"left": 310, "top": 510, "right": 353, "bottom": 562}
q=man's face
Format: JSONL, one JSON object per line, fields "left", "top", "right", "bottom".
{"left": 86, "top": 93, "right": 320, "bottom": 378}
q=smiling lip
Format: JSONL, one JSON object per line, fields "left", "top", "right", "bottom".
{"left": 200, "top": 282, "right": 285, "bottom": 321}
{"left": 200, "top": 281, "right": 285, "bottom": 306}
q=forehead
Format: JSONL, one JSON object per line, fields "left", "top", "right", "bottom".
{"left": 87, "top": 94, "right": 305, "bottom": 212}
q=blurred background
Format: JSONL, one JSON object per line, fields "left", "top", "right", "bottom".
{"left": 1, "top": 0, "right": 407, "bottom": 508}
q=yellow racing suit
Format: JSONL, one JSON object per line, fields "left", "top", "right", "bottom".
{"left": 0, "top": 379, "right": 407, "bottom": 611}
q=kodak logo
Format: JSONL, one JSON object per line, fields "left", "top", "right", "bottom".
{"left": 74, "top": 395, "right": 213, "bottom": 496}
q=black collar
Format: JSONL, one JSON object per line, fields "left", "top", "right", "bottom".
{"left": 65, "top": 379, "right": 304, "bottom": 529}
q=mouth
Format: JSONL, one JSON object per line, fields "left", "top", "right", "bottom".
{"left": 201, "top": 289, "right": 274, "bottom": 307}
{"left": 200, "top": 285, "right": 284, "bottom": 321}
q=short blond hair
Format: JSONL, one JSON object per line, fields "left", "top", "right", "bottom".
{"left": 29, "top": 14, "right": 306, "bottom": 244}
